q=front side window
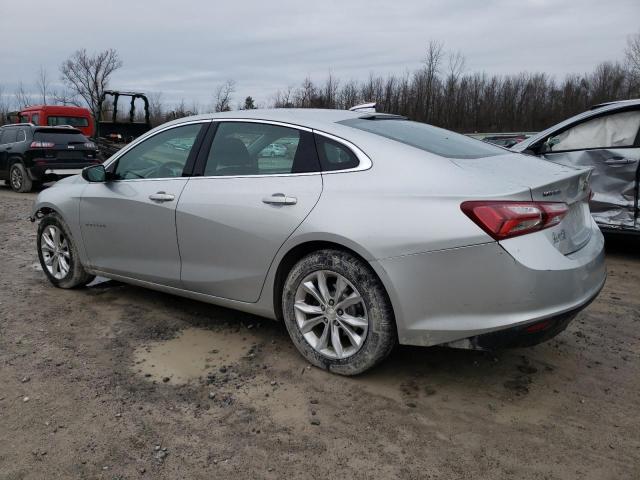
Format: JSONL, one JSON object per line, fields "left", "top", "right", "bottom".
{"left": 113, "top": 123, "right": 203, "bottom": 180}
{"left": 545, "top": 110, "right": 640, "bottom": 152}
{"left": 31, "top": 114, "right": 40, "bottom": 125}
{"left": 204, "top": 122, "right": 320, "bottom": 176}
{"left": 339, "top": 118, "right": 507, "bottom": 159}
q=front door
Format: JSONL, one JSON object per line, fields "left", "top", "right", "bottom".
{"left": 79, "top": 122, "right": 207, "bottom": 286}
{"left": 177, "top": 121, "right": 323, "bottom": 302}
{"left": 540, "top": 108, "right": 640, "bottom": 230}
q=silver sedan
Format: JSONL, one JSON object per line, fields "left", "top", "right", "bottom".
{"left": 32, "top": 109, "right": 606, "bottom": 375}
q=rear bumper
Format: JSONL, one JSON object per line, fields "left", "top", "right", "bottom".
{"left": 371, "top": 219, "right": 606, "bottom": 348}
{"left": 449, "top": 280, "right": 603, "bottom": 350}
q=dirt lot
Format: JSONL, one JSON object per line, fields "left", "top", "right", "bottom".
{"left": 0, "top": 185, "right": 638, "bottom": 479}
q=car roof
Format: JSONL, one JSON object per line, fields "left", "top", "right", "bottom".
{"left": 512, "top": 98, "right": 640, "bottom": 151}
{"left": 1, "top": 124, "right": 83, "bottom": 133}
{"left": 20, "top": 105, "right": 90, "bottom": 115}
{"left": 162, "top": 108, "right": 402, "bottom": 136}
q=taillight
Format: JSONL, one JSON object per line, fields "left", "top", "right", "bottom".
{"left": 30, "top": 141, "right": 55, "bottom": 148}
{"left": 461, "top": 201, "right": 569, "bottom": 240}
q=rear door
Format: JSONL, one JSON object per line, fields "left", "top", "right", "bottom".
{"left": 80, "top": 122, "right": 207, "bottom": 286}
{"left": 537, "top": 108, "right": 640, "bottom": 230}
{"left": 177, "top": 120, "right": 323, "bottom": 302}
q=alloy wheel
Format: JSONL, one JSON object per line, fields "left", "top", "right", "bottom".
{"left": 294, "top": 270, "right": 369, "bottom": 359}
{"left": 10, "top": 166, "right": 23, "bottom": 191}
{"left": 40, "top": 225, "right": 71, "bottom": 280}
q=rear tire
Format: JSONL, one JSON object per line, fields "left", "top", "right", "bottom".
{"left": 9, "top": 162, "right": 33, "bottom": 193}
{"left": 282, "top": 249, "right": 396, "bottom": 375}
{"left": 37, "top": 213, "right": 95, "bottom": 289}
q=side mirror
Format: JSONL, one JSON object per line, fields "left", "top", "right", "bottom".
{"left": 82, "top": 164, "right": 106, "bottom": 182}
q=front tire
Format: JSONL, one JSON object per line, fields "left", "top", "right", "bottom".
{"left": 37, "top": 214, "right": 95, "bottom": 288}
{"left": 282, "top": 249, "right": 396, "bottom": 375}
{"left": 9, "top": 162, "right": 33, "bottom": 193}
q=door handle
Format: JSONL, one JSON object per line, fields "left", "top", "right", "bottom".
{"left": 148, "top": 192, "right": 175, "bottom": 202}
{"left": 262, "top": 193, "right": 297, "bottom": 205}
{"left": 605, "top": 156, "right": 633, "bottom": 165}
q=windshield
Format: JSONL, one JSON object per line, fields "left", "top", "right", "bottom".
{"left": 34, "top": 130, "right": 88, "bottom": 144}
{"left": 47, "top": 116, "right": 89, "bottom": 127}
{"left": 339, "top": 118, "right": 507, "bottom": 159}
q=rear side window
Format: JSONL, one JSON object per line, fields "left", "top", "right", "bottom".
{"left": 33, "top": 130, "right": 88, "bottom": 144}
{"left": 314, "top": 135, "right": 360, "bottom": 171}
{"left": 16, "top": 129, "right": 26, "bottom": 142}
{"left": 47, "top": 116, "right": 89, "bottom": 128}
{"left": 546, "top": 110, "right": 640, "bottom": 152}
{"left": 339, "top": 118, "right": 506, "bottom": 159}
{"left": 204, "top": 122, "right": 320, "bottom": 176}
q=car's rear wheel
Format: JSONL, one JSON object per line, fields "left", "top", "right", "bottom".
{"left": 282, "top": 249, "right": 396, "bottom": 375}
{"left": 37, "top": 213, "right": 95, "bottom": 288}
{"left": 9, "top": 162, "right": 33, "bottom": 193}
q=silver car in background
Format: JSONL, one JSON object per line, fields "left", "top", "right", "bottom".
{"left": 512, "top": 99, "right": 640, "bottom": 233}
{"left": 32, "top": 109, "right": 606, "bottom": 375}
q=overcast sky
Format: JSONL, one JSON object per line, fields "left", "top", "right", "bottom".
{"left": 1, "top": 0, "right": 638, "bottom": 109}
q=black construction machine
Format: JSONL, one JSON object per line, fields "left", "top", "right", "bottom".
{"left": 95, "top": 90, "right": 152, "bottom": 159}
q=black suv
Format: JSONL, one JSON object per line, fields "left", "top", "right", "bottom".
{"left": 0, "top": 124, "right": 99, "bottom": 192}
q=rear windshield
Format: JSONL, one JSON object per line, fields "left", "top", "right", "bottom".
{"left": 47, "top": 116, "right": 89, "bottom": 128}
{"left": 34, "top": 130, "right": 88, "bottom": 144}
{"left": 338, "top": 118, "right": 507, "bottom": 159}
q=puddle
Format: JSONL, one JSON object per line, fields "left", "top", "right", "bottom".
{"left": 133, "top": 327, "right": 259, "bottom": 384}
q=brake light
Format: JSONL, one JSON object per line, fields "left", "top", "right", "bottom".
{"left": 30, "top": 141, "right": 55, "bottom": 148}
{"left": 461, "top": 201, "right": 569, "bottom": 240}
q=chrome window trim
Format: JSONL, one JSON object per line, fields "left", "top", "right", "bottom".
{"left": 313, "top": 130, "right": 372, "bottom": 174}
{"left": 210, "top": 117, "right": 313, "bottom": 133}
{"left": 193, "top": 119, "right": 372, "bottom": 179}
{"left": 103, "top": 117, "right": 373, "bottom": 181}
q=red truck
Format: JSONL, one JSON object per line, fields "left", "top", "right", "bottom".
{"left": 14, "top": 105, "right": 94, "bottom": 137}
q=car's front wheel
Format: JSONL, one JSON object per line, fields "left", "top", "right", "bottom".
{"left": 282, "top": 249, "right": 396, "bottom": 375}
{"left": 37, "top": 213, "right": 95, "bottom": 288}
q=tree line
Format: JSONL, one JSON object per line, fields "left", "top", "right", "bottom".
{"left": 2, "top": 34, "right": 639, "bottom": 133}
{"left": 273, "top": 38, "right": 640, "bottom": 132}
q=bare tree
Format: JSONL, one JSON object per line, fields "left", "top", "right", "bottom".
{"left": 60, "top": 48, "right": 123, "bottom": 122}
{"left": 147, "top": 91, "right": 164, "bottom": 126}
{"left": 0, "top": 85, "right": 9, "bottom": 125}
{"left": 625, "top": 30, "right": 640, "bottom": 75}
{"left": 214, "top": 80, "right": 236, "bottom": 112}
{"left": 14, "top": 82, "right": 32, "bottom": 109}
{"left": 36, "top": 66, "right": 53, "bottom": 105}
{"left": 273, "top": 85, "right": 294, "bottom": 108}
{"left": 53, "top": 89, "right": 82, "bottom": 106}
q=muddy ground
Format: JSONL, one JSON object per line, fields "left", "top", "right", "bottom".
{"left": 0, "top": 185, "right": 638, "bottom": 479}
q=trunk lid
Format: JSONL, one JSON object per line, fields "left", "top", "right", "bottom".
{"left": 451, "top": 153, "right": 593, "bottom": 255}
{"left": 32, "top": 128, "right": 97, "bottom": 162}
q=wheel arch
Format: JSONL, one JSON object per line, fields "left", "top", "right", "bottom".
{"left": 270, "top": 239, "right": 398, "bottom": 325}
